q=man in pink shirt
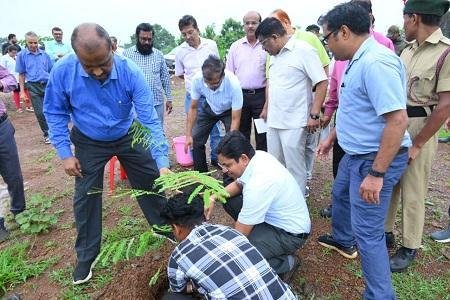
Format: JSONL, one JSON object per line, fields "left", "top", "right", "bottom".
{"left": 319, "top": 0, "right": 396, "bottom": 219}
{"left": 226, "top": 11, "right": 267, "bottom": 151}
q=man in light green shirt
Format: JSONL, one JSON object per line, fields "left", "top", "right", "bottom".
{"left": 44, "top": 27, "right": 72, "bottom": 62}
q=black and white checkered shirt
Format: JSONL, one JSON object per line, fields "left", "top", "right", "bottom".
{"left": 168, "top": 223, "right": 296, "bottom": 299}
{"left": 123, "top": 46, "right": 172, "bottom": 106}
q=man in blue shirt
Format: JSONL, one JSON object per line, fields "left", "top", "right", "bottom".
{"left": 124, "top": 23, "right": 173, "bottom": 125}
{"left": 16, "top": 31, "right": 53, "bottom": 144}
{"left": 316, "top": 3, "right": 411, "bottom": 299}
{"left": 185, "top": 55, "right": 243, "bottom": 172}
{"left": 43, "top": 23, "right": 170, "bottom": 285}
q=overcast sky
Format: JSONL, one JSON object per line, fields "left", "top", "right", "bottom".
{"left": 3, "top": 0, "right": 405, "bottom": 46}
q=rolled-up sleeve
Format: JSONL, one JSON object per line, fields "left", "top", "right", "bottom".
{"left": 0, "top": 66, "right": 17, "bottom": 92}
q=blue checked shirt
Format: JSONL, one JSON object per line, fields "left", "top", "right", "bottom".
{"left": 123, "top": 46, "right": 172, "bottom": 106}
{"left": 168, "top": 223, "right": 296, "bottom": 300}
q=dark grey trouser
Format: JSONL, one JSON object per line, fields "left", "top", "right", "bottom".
{"left": 239, "top": 90, "right": 267, "bottom": 151}
{"left": 223, "top": 194, "right": 307, "bottom": 274}
{"left": 162, "top": 291, "right": 202, "bottom": 300}
{"left": 0, "top": 118, "right": 25, "bottom": 216}
{"left": 192, "top": 102, "right": 231, "bottom": 172}
{"left": 70, "top": 127, "right": 165, "bottom": 262}
{"left": 25, "top": 82, "right": 49, "bottom": 137}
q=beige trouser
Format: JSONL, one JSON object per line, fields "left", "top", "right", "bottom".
{"left": 385, "top": 117, "right": 438, "bottom": 249}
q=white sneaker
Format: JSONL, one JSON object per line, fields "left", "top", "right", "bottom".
{"left": 44, "top": 137, "right": 51, "bottom": 144}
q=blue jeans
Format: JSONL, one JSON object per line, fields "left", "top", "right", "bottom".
{"left": 185, "top": 92, "right": 221, "bottom": 162}
{"left": 154, "top": 103, "right": 164, "bottom": 126}
{"left": 331, "top": 151, "right": 408, "bottom": 300}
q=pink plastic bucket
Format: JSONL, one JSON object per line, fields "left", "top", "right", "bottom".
{"left": 173, "top": 136, "right": 194, "bottom": 167}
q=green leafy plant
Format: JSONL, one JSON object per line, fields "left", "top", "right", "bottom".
{"left": 15, "top": 194, "right": 58, "bottom": 234}
{"left": 95, "top": 230, "right": 164, "bottom": 267}
{"left": 148, "top": 267, "right": 161, "bottom": 287}
{"left": 129, "top": 121, "right": 166, "bottom": 150}
{"left": 0, "top": 242, "right": 58, "bottom": 293}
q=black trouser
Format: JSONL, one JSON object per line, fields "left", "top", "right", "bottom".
{"left": 192, "top": 102, "right": 231, "bottom": 172}
{"left": 239, "top": 89, "right": 267, "bottom": 151}
{"left": 223, "top": 194, "right": 307, "bottom": 274}
{"left": 70, "top": 127, "right": 164, "bottom": 262}
{"left": 0, "top": 118, "right": 25, "bottom": 215}
{"left": 162, "top": 291, "right": 202, "bottom": 299}
{"left": 25, "top": 82, "right": 49, "bottom": 137}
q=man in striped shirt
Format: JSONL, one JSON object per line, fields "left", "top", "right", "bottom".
{"left": 161, "top": 190, "right": 296, "bottom": 300}
{"left": 124, "top": 23, "right": 173, "bottom": 125}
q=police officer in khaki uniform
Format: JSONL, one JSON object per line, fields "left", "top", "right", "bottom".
{"left": 386, "top": 0, "right": 450, "bottom": 272}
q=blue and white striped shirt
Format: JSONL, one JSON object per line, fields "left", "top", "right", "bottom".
{"left": 190, "top": 70, "right": 243, "bottom": 114}
{"left": 123, "top": 46, "right": 172, "bottom": 106}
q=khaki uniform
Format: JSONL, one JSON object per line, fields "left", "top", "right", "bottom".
{"left": 386, "top": 28, "right": 450, "bottom": 249}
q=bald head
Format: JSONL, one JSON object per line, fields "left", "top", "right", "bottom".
{"left": 243, "top": 11, "right": 261, "bottom": 40}
{"left": 71, "top": 23, "right": 112, "bottom": 53}
{"left": 243, "top": 11, "right": 261, "bottom": 23}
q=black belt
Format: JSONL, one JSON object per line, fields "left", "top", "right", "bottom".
{"left": 287, "top": 231, "right": 309, "bottom": 239}
{"left": 28, "top": 81, "right": 47, "bottom": 86}
{"left": 407, "top": 105, "right": 435, "bottom": 118}
{"left": 0, "top": 113, "right": 8, "bottom": 124}
{"left": 242, "top": 87, "right": 265, "bottom": 95}
{"left": 352, "top": 147, "right": 408, "bottom": 161}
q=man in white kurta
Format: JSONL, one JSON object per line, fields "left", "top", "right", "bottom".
{"left": 258, "top": 17, "right": 328, "bottom": 192}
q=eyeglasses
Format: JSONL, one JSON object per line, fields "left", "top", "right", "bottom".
{"left": 322, "top": 29, "right": 338, "bottom": 45}
{"left": 260, "top": 36, "right": 275, "bottom": 48}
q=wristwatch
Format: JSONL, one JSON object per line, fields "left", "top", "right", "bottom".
{"left": 368, "top": 168, "right": 385, "bottom": 178}
{"left": 309, "top": 113, "right": 320, "bottom": 120}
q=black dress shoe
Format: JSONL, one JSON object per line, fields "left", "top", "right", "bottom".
{"left": 320, "top": 205, "right": 332, "bottom": 218}
{"left": 385, "top": 232, "right": 395, "bottom": 249}
{"left": 390, "top": 246, "right": 416, "bottom": 272}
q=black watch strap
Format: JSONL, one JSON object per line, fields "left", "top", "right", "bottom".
{"left": 310, "top": 113, "right": 320, "bottom": 120}
{"left": 368, "top": 168, "right": 385, "bottom": 178}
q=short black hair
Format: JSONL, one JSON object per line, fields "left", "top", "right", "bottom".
{"left": 319, "top": 2, "right": 370, "bottom": 36}
{"left": 52, "top": 27, "right": 63, "bottom": 33}
{"left": 351, "top": 0, "right": 372, "bottom": 13}
{"left": 217, "top": 131, "right": 255, "bottom": 162}
{"left": 7, "top": 45, "right": 17, "bottom": 52}
{"left": 135, "top": 23, "right": 155, "bottom": 38}
{"left": 178, "top": 15, "right": 199, "bottom": 31}
{"left": 160, "top": 188, "right": 205, "bottom": 228}
{"left": 306, "top": 24, "right": 320, "bottom": 33}
{"left": 202, "top": 55, "right": 224, "bottom": 80}
{"left": 415, "top": 14, "right": 442, "bottom": 26}
{"left": 7, "top": 34, "right": 15, "bottom": 40}
{"left": 255, "top": 17, "right": 287, "bottom": 39}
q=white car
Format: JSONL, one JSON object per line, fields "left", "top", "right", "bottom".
{"left": 164, "top": 46, "right": 179, "bottom": 74}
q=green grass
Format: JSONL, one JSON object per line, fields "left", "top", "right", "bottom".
{"left": 344, "top": 261, "right": 363, "bottom": 279}
{"left": 393, "top": 271, "right": 450, "bottom": 300}
{"left": 118, "top": 205, "right": 133, "bottom": 217}
{"left": 0, "top": 242, "right": 58, "bottom": 294}
{"left": 50, "top": 265, "right": 113, "bottom": 299}
{"left": 37, "top": 150, "right": 56, "bottom": 163}
{"left": 438, "top": 128, "right": 450, "bottom": 139}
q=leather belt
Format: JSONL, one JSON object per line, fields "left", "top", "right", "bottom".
{"left": 352, "top": 147, "right": 408, "bottom": 161}
{"left": 287, "top": 231, "right": 309, "bottom": 239}
{"left": 407, "top": 105, "right": 435, "bottom": 118}
{"left": 242, "top": 87, "right": 265, "bottom": 95}
{"left": 0, "top": 113, "right": 8, "bottom": 124}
